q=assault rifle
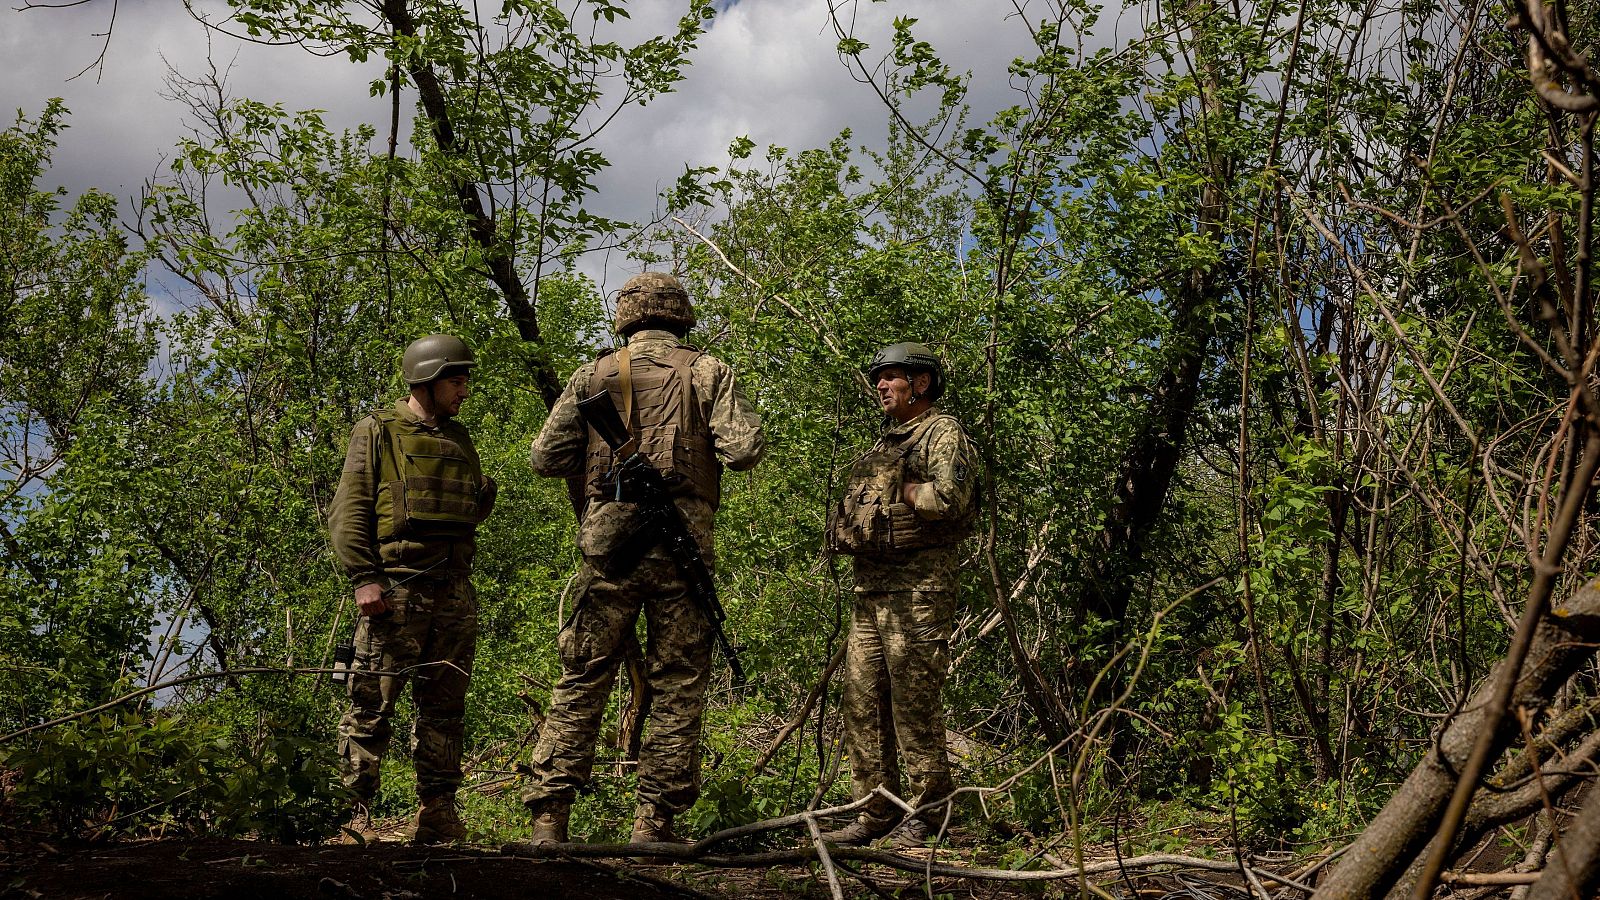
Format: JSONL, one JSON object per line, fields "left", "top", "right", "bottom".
{"left": 576, "top": 390, "right": 748, "bottom": 686}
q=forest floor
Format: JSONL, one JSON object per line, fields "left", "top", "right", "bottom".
{"left": 0, "top": 833, "right": 1088, "bottom": 900}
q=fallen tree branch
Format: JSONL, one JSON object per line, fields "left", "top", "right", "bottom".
{"left": 504, "top": 839, "right": 1306, "bottom": 887}
{"left": 1440, "top": 871, "right": 1541, "bottom": 886}
{"left": 0, "top": 663, "right": 452, "bottom": 743}
{"left": 803, "top": 813, "right": 846, "bottom": 900}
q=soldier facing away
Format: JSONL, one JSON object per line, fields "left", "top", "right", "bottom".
{"left": 521, "top": 272, "right": 765, "bottom": 844}
{"left": 823, "top": 342, "right": 977, "bottom": 847}
{"left": 328, "top": 334, "right": 497, "bottom": 845}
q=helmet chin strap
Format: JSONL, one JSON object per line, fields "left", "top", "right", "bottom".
{"left": 411, "top": 379, "right": 452, "bottom": 422}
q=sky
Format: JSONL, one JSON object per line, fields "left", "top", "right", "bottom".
{"left": 1, "top": 0, "right": 1086, "bottom": 293}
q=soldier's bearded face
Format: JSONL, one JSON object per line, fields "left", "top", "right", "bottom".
{"left": 432, "top": 374, "right": 471, "bottom": 418}
{"left": 876, "top": 367, "right": 928, "bottom": 422}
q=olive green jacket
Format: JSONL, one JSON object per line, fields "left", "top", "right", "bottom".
{"left": 329, "top": 399, "right": 485, "bottom": 588}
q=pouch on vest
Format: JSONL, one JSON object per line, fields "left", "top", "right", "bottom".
{"left": 827, "top": 416, "right": 972, "bottom": 555}
{"left": 376, "top": 426, "right": 482, "bottom": 540}
{"left": 827, "top": 452, "right": 898, "bottom": 555}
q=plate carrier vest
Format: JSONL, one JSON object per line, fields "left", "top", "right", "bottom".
{"left": 828, "top": 413, "right": 974, "bottom": 555}
{"left": 584, "top": 345, "right": 721, "bottom": 507}
{"left": 371, "top": 409, "right": 485, "bottom": 541}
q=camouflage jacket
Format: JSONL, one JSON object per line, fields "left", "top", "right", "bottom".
{"left": 850, "top": 407, "right": 977, "bottom": 593}
{"left": 531, "top": 329, "right": 765, "bottom": 562}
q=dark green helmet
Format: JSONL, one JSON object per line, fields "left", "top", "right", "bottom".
{"left": 866, "top": 341, "right": 945, "bottom": 401}
{"left": 402, "top": 334, "right": 476, "bottom": 385}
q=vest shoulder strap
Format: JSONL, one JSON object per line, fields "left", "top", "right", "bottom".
{"left": 665, "top": 347, "right": 702, "bottom": 427}
{"left": 587, "top": 349, "right": 619, "bottom": 395}
{"left": 368, "top": 409, "right": 404, "bottom": 483}
{"left": 890, "top": 414, "right": 946, "bottom": 461}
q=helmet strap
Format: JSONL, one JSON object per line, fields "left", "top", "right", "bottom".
{"left": 910, "top": 371, "right": 932, "bottom": 405}
{"left": 408, "top": 385, "right": 440, "bottom": 423}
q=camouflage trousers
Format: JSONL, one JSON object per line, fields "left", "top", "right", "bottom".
{"left": 520, "top": 556, "right": 713, "bottom": 814}
{"left": 842, "top": 590, "right": 956, "bottom": 827}
{"left": 337, "top": 575, "right": 478, "bottom": 802}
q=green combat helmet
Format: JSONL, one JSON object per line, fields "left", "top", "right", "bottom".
{"left": 867, "top": 342, "right": 945, "bottom": 401}
{"left": 402, "top": 334, "right": 477, "bottom": 385}
{"left": 615, "top": 272, "right": 696, "bottom": 336}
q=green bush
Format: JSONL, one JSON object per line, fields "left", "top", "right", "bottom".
{"left": 2, "top": 709, "right": 349, "bottom": 843}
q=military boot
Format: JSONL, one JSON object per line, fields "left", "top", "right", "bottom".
{"left": 338, "top": 803, "right": 383, "bottom": 845}
{"left": 412, "top": 793, "right": 467, "bottom": 845}
{"left": 817, "top": 814, "right": 899, "bottom": 846}
{"left": 887, "top": 816, "right": 937, "bottom": 850}
{"left": 630, "top": 803, "right": 685, "bottom": 845}
{"left": 527, "top": 800, "right": 570, "bottom": 845}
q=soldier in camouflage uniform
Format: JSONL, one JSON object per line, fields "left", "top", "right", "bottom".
{"left": 823, "top": 342, "right": 976, "bottom": 848}
{"left": 521, "top": 272, "right": 765, "bottom": 845}
{"left": 329, "top": 334, "right": 497, "bottom": 845}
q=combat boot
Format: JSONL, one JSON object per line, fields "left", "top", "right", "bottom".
{"left": 887, "top": 816, "right": 937, "bottom": 850}
{"left": 338, "top": 803, "right": 383, "bottom": 845}
{"left": 817, "top": 814, "right": 899, "bottom": 846}
{"left": 412, "top": 793, "right": 467, "bottom": 845}
{"left": 630, "top": 803, "right": 685, "bottom": 845}
{"left": 527, "top": 800, "right": 570, "bottom": 845}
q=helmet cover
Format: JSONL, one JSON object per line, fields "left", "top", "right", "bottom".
{"left": 615, "top": 272, "right": 695, "bottom": 336}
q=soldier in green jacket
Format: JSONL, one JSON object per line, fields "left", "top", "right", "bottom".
{"left": 521, "top": 273, "right": 765, "bottom": 845}
{"left": 823, "top": 342, "right": 976, "bottom": 848}
{"left": 329, "top": 334, "right": 497, "bottom": 845}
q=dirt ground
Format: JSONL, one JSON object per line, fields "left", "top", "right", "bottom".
{"left": 0, "top": 836, "right": 1066, "bottom": 900}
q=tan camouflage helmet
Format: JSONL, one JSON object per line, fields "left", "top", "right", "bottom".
{"left": 615, "top": 272, "right": 695, "bottom": 336}
{"left": 402, "top": 334, "right": 477, "bottom": 385}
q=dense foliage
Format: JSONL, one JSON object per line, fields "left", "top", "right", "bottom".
{"left": 2, "top": 2, "right": 1598, "bottom": 894}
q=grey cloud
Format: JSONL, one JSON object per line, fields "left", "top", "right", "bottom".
{"left": 4, "top": 1, "right": 1094, "bottom": 288}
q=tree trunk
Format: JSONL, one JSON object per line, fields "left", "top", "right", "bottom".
{"left": 1313, "top": 577, "right": 1600, "bottom": 898}
{"left": 379, "top": 0, "right": 563, "bottom": 410}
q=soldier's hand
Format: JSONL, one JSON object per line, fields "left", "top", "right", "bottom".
{"left": 902, "top": 481, "right": 924, "bottom": 504}
{"left": 355, "top": 581, "right": 389, "bottom": 616}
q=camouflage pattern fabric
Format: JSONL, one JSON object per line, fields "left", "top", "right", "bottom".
{"left": 615, "top": 272, "right": 695, "bottom": 335}
{"left": 850, "top": 408, "right": 977, "bottom": 593}
{"left": 838, "top": 407, "right": 975, "bottom": 826}
{"left": 519, "top": 556, "right": 713, "bottom": 814}
{"left": 338, "top": 576, "right": 479, "bottom": 801}
{"left": 523, "top": 329, "right": 763, "bottom": 816}
{"left": 531, "top": 330, "right": 766, "bottom": 516}
{"left": 842, "top": 589, "right": 957, "bottom": 826}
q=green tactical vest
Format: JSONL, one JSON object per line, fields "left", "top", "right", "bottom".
{"left": 828, "top": 413, "right": 974, "bottom": 555}
{"left": 371, "top": 410, "right": 485, "bottom": 542}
